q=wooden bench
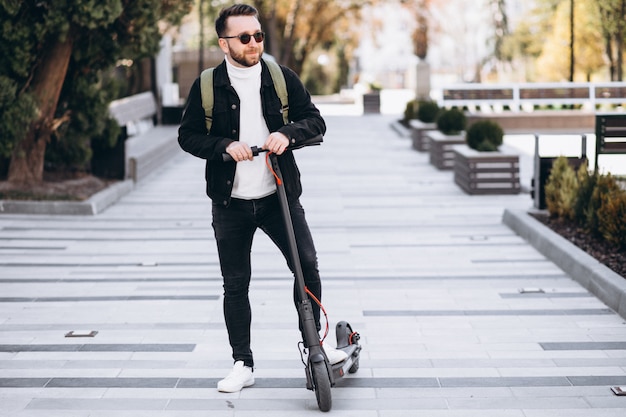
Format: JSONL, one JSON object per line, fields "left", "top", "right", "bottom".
{"left": 466, "top": 111, "right": 595, "bottom": 135}
{"left": 595, "top": 113, "right": 626, "bottom": 172}
{"left": 96, "top": 92, "right": 180, "bottom": 182}
{"left": 442, "top": 82, "right": 626, "bottom": 111}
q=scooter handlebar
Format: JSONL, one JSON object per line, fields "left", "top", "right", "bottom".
{"left": 290, "top": 134, "right": 324, "bottom": 150}
{"left": 222, "top": 134, "right": 323, "bottom": 162}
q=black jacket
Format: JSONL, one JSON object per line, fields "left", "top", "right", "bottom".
{"left": 178, "top": 59, "right": 326, "bottom": 206}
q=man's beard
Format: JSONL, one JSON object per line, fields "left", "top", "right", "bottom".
{"left": 230, "top": 46, "right": 263, "bottom": 67}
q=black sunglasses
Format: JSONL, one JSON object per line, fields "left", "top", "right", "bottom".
{"left": 220, "top": 31, "right": 265, "bottom": 44}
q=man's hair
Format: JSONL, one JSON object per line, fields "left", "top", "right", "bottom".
{"left": 215, "top": 4, "right": 259, "bottom": 37}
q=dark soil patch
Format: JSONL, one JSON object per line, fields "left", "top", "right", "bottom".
{"left": 531, "top": 212, "right": 626, "bottom": 279}
{"left": 0, "top": 172, "right": 111, "bottom": 202}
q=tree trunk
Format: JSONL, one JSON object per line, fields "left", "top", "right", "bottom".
{"left": 256, "top": 0, "right": 280, "bottom": 60}
{"left": 7, "top": 34, "right": 73, "bottom": 184}
{"left": 618, "top": 35, "right": 624, "bottom": 81}
{"left": 280, "top": 0, "right": 300, "bottom": 68}
{"left": 605, "top": 36, "right": 616, "bottom": 81}
{"left": 615, "top": 0, "right": 626, "bottom": 81}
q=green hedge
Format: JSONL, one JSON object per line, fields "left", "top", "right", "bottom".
{"left": 403, "top": 99, "right": 440, "bottom": 123}
{"left": 545, "top": 156, "right": 626, "bottom": 249}
{"left": 417, "top": 100, "right": 440, "bottom": 123}
{"left": 466, "top": 120, "right": 503, "bottom": 152}
{"left": 436, "top": 108, "right": 466, "bottom": 135}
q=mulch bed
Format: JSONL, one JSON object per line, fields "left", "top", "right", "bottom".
{"left": 531, "top": 213, "right": 626, "bottom": 279}
{"left": 0, "top": 172, "right": 110, "bottom": 202}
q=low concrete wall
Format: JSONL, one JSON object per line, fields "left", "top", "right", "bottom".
{"left": 503, "top": 209, "right": 626, "bottom": 319}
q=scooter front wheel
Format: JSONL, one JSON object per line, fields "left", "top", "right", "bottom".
{"left": 311, "top": 361, "right": 332, "bottom": 412}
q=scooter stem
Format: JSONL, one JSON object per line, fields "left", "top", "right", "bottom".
{"left": 268, "top": 153, "right": 322, "bottom": 354}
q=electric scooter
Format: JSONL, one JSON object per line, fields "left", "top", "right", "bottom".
{"left": 224, "top": 136, "right": 361, "bottom": 412}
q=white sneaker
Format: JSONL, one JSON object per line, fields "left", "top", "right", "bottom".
{"left": 217, "top": 361, "right": 254, "bottom": 393}
{"left": 322, "top": 343, "right": 348, "bottom": 365}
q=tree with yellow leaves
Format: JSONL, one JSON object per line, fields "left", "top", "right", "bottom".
{"left": 535, "top": 0, "right": 605, "bottom": 81}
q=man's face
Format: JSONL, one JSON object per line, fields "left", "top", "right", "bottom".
{"left": 219, "top": 15, "right": 264, "bottom": 68}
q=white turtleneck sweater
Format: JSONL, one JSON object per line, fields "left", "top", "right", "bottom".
{"left": 226, "top": 59, "right": 275, "bottom": 199}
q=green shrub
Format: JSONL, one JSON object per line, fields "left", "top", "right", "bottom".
{"left": 586, "top": 173, "right": 622, "bottom": 236}
{"left": 597, "top": 186, "right": 626, "bottom": 249}
{"left": 544, "top": 156, "right": 579, "bottom": 221}
{"left": 465, "top": 120, "right": 504, "bottom": 152}
{"left": 0, "top": 76, "right": 38, "bottom": 158}
{"left": 546, "top": 158, "right": 626, "bottom": 250}
{"left": 368, "top": 82, "right": 382, "bottom": 92}
{"left": 403, "top": 100, "right": 417, "bottom": 122}
{"left": 572, "top": 162, "right": 595, "bottom": 226}
{"left": 436, "top": 108, "right": 466, "bottom": 134}
{"left": 416, "top": 100, "right": 440, "bottom": 123}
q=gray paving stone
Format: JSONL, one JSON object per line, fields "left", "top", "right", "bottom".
{"left": 523, "top": 411, "right": 626, "bottom": 417}
{"left": 2, "top": 409, "right": 91, "bottom": 417}
{"left": 0, "top": 378, "right": 49, "bottom": 388}
{"left": 542, "top": 342, "right": 626, "bottom": 350}
{"left": 379, "top": 412, "right": 524, "bottom": 417}
{"left": 0, "top": 344, "right": 196, "bottom": 352}
{"left": 25, "top": 398, "right": 169, "bottom": 410}
{"left": 447, "top": 396, "right": 591, "bottom": 409}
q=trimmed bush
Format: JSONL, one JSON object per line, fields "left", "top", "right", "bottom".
{"left": 403, "top": 100, "right": 417, "bottom": 122}
{"left": 436, "top": 108, "right": 466, "bottom": 135}
{"left": 544, "top": 156, "right": 579, "bottom": 221}
{"left": 545, "top": 157, "right": 626, "bottom": 250}
{"left": 598, "top": 188, "right": 626, "bottom": 249}
{"left": 572, "top": 162, "right": 595, "bottom": 226}
{"left": 417, "top": 100, "right": 440, "bottom": 123}
{"left": 465, "top": 120, "right": 504, "bottom": 152}
{"left": 586, "top": 173, "right": 622, "bottom": 236}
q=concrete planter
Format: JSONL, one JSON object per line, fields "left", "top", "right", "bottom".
{"left": 409, "top": 120, "right": 436, "bottom": 152}
{"left": 427, "top": 130, "right": 465, "bottom": 170}
{"left": 363, "top": 92, "right": 381, "bottom": 114}
{"left": 453, "top": 145, "right": 521, "bottom": 195}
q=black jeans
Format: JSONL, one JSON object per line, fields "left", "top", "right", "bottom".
{"left": 212, "top": 193, "right": 322, "bottom": 368}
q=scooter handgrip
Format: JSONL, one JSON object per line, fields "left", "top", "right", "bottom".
{"left": 222, "top": 146, "right": 262, "bottom": 162}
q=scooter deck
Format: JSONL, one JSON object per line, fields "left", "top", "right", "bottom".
{"left": 331, "top": 344, "right": 361, "bottom": 380}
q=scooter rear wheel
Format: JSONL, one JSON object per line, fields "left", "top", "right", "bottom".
{"left": 311, "top": 361, "right": 332, "bottom": 412}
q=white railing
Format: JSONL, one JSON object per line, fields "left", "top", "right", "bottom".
{"left": 440, "top": 82, "right": 626, "bottom": 112}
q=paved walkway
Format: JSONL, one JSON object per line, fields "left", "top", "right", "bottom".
{"left": 1, "top": 113, "right": 625, "bottom": 416}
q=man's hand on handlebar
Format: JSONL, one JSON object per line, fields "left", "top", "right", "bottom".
{"left": 225, "top": 133, "right": 289, "bottom": 162}
{"left": 263, "top": 132, "right": 289, "bottom": 155}
{"left": 225, "top": 142, "right": 254, "bottom": 162}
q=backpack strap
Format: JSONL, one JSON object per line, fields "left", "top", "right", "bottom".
{"left": 199, "top": 58, "right": 289, "bottom": 134}
{"left": 200, "top": 67, "right": 214, "bottom": 133}
{"left": 265, "top": 59, "right": 289, "bottom": 125}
